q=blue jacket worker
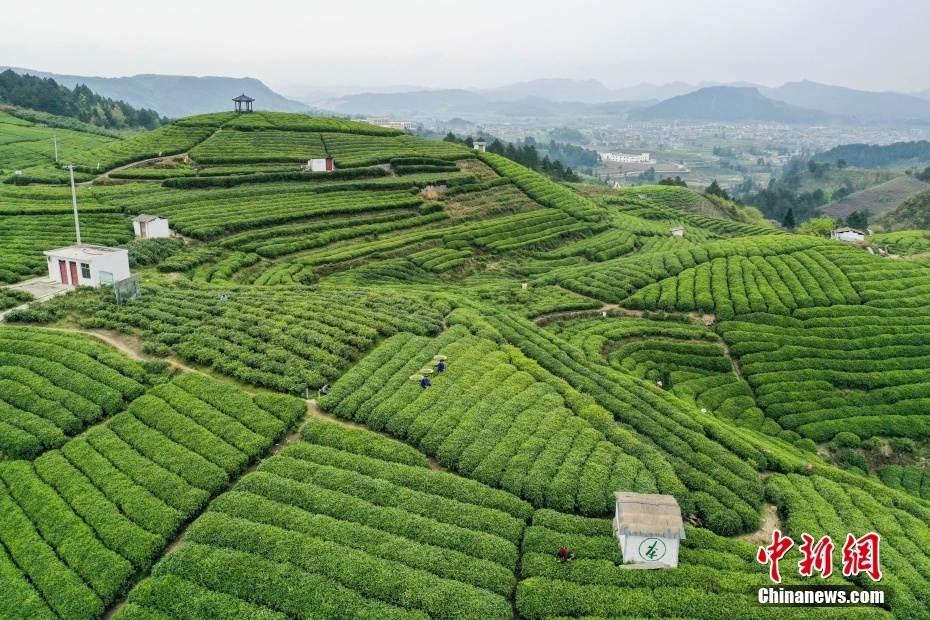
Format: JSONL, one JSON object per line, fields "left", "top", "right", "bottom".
{"left": 420, "top": 376, "right": 431, "bottom": 389}
{"left": 437, "top": 360, "right": 446, "bottom": 372}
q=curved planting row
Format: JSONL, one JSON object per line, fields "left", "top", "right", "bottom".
{"left": 828, "top": 248, "right": 930, "bottom": 307}
{"left": 869, "top": 230, "right": 930, "bottom": 255}
{"left": 320, "top": 325, "right": 657, "bottom": 516}
{"left": 880, "top": 464, "right": 930, "bottom": 501}
{"left": 0, "top": 185, "right": 119, "bottom": 216}
{"left": 0, "top": 372, "right": 304, "bottom": 620}
{"left": 443, "top": 208, "right": 594, "bottom": 252}
{"left": 549, "top": 316, "right": 773, "bottom": 438}
{"left": 439, "top": 183, "right": 541, "bottom": 220}
{"left": 478, "top": 152, "right": 604, "bottom": 221}
{"left": 625, "top": 249, "right": 861, "bottom": 318}
{"left": 407, "top": 246, "right": 473, "bottom": 272}
{"left": 721, "top": 307, "right": 930, "bottom": 442}
{"left": 536, "top": 227, "right": 637, "bottom": 261}
{"left": 60, "top": 284, "right": 444, "bottom": 394}
{"left": 543, "top": 234, "right": 828, "bottom": 304}
{"left": 114, "top": 420, "right": 526, "bottom": 620}
{"left": 133, "top": 187, "right": 425, "bottom": 241}
{"left": 0, "top": 329, "right": 149, "bottom": 460}
{"left": 598, "top": 192, "right": 781, "bottom": 238}
{"left": 189, "top": 130, "right": 327, "bottom": 164}
{"left": 253, "top": 227, "right": 453, "bottom": 285}
{"left": 515, "top": 508, "right": 889, "bottom": 620}
{"left": 220, "top": 111, "right": 402, "bottom": 135}
{"left": 320, "top": 133, "right": 418, "bottom": 168}
{"left": 70, "top": 125, "right": 214, "bottom": 174}
{"left": 476, "top": 311, "right": 784, "bottom": 536}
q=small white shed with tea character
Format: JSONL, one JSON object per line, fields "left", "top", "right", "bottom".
{"left": 613, "top": 492, "right": 686, "bottom": 568}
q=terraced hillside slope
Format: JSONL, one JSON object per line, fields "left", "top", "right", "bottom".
{"left": 3, "top": 111, "right": 930, "bottom": 619}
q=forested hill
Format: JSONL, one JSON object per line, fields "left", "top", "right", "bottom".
{"left": 0, "top": 69, "right": 167, "bottom": 130}
{"left": 812, "top": 140, "right": 930, "bottom": 168}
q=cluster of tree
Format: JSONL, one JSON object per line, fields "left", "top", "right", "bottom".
{"left": 0, "top": 70, "right": 167, "bottom": 130}
{"left": 712, "top": 146, "right": 738, "bottom": 158}
{"left": 807, "top": 160, "right": 832, "bottom": 178}
{"left": 812, "top": 140, "right": 930, "bottom": 168}
{"left": 443, "top": 133, "right": 581, "bottom": 182}
{"left": 705, "top": 179, "right": 731, "bottom": 200}
{"left": 544, "top": 141, "right": 600, "bottom": 171}
{"left": 741, "top": 181, "right": 826, "bottom": 224}
{"left": 780, "top": 207, "right": 868, "bottom": 232}
{"left": 914, "top": 165, "right": 930, "bottom": 182}
{"left": 548, "top": 127, "right": 589, "bottom": 144}
{"left": 658, "top": 176, "right": 687, "bottom": 187}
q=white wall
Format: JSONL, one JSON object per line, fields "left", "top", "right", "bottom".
{"left": 309, "top": 158, "right": 332, "bottom": 172}
{"left": 134, "top": 218, "right": 171, "bottom": 239}
{"left": 46, "top": 250, "right": 130, "bottom": 287}
{"left": 617, "top": 533, "right": 680, "bottom": 568}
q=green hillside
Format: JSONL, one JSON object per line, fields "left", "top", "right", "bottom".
{"left": 3, "top": 110, "right": 930, "bottom": 619}
{"left": 820, "top": 175, "right": 930, "bottom": 220}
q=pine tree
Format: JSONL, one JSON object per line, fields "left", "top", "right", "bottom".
{"left": 782, "top": 208, "right": 796, "bottom": 230}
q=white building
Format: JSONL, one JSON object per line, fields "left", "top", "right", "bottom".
{"left": 600, "top": 152, "right": 653, "bottom": 164}
{"left": 831, "top": 227, "right": 866, "bottom": 243}
{"left": 308, "top": 158, "right": 334, "bottom": 172}
{"left": 613, "top": 492, "right": 686, "bottom": 568}
{"left": 670, "top": 226, "right": 685, "bottom": 237}
{"left": 44, "top": 245, "right": 130, "bottom": 288}
{"left": 132, "top": 215, "right": 171, "bottom": 239}
{"left": 366, "top": 117, "right": 414, "bottom": 131}
{"left": 473, "top": 140, "right": 487, "bottom": 153}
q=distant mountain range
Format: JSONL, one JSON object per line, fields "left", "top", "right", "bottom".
{"left": 759, "top": 81, "right": 930, "bottom": 123}
{"left": 313, "top": 88, "right": 650, "bottom": 117}
{"left": 4, "top": 68, "right": 930, "bottom": 125}
{"left": 0, "top": 67, "right": 311, "bottom": 118}
{"left": 627, "top": 86, "right": 833, "bottom": 123}
{"left": 314, "top": 78, "right": 930, "bottom": 124}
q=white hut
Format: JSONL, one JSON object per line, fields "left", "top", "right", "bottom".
{"left": 308, "top": 158, "right": 334, "bottom": 172}
{"left": 132, "top": 215, "right": 171, "bottom": 239}
{"left": 831, "top": 227, "right": 865, "bottom": 242}
{"left": 613, "top": 492, "right": 686, "bottom": 568}
{"left": 670, "top": 226, "right": 685, "bottom": 237}
{"left": 473, "top": 140, "right": 486, "bottom": 153}
{"left": 44, "top": 245, "right": 130, "bottom": 287}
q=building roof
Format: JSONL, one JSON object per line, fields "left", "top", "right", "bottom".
{"left": 232, "top": 93, "right": 255, "bottom": 102}
{"left": 614, "top": 492, "right": 686, "bottom": 539}
{"left": 44, "top": 245, "right": 128, "bottom": 261}
{"left": 670, "top": 226, "right": 685, "bottom": 232}
{"left": 132, "top": 214, "right": 164, "bottom": 223}
{"left": 834, "top": 227, "right": 865, "bottom": 235}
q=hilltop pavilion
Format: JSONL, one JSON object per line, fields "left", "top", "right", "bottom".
{"left": 233, "top": 94, "right": 254, "bottom": 114}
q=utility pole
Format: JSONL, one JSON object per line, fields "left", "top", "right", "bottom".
{"left": 63, "top": 165, "right": 81, "bottom": 245}
{"left": 53, "top": 135, "right": 58, "bottom": 164}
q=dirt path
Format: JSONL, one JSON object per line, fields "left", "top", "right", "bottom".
{"left": 14, "top": 325, "right": 211, "bottom": 376}
{"left": 533, "top": 302, "right": 717, "bottom": 327}
{"left": 738, "top": 503, "right": 781, "bottom": 545}
{"left": 533, "top": 303, "right": 643, "bottom": 325}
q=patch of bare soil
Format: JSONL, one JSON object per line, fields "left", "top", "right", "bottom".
{"left": 738, "top": 503, "right": 781, "bottom": 546}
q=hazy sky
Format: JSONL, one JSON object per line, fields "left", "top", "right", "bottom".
{"left": 4, "top": 0, "right": 929, "bottom": 94}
